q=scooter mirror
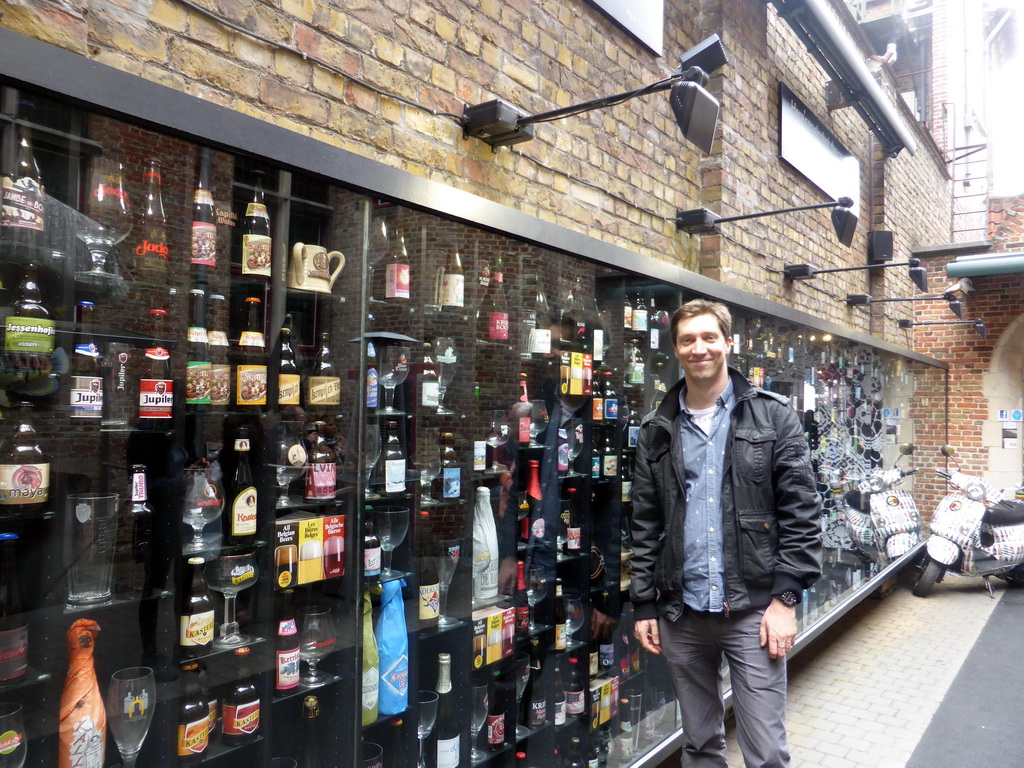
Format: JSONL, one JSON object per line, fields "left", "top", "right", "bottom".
{"left": 940, "top": 445, "right": 956, "bottom": 458}
{"left": 899, "top": 443, "right": 915, "bottom": 456}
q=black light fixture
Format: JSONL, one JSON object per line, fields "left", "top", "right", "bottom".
{"left": 676, "top": 197, "right": 858, "bottom": 246}
{"left": 846, "top": 293, "right": 963, "bottom": 319}
{"left": 897, "top": 318, "right": 986, "bottom": 339}
{"left": 783, "top": 258, "right": 928, "bottom": 292}
{"left": 462, "top": 34, "right": 728, "bottom": 150}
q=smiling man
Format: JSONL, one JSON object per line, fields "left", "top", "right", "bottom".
{"left": 630, "top": 299, "right": 822, "bottom": 768}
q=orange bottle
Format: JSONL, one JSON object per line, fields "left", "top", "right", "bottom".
{"left": 59, "top": 619, "right": 105, "bottom": 768}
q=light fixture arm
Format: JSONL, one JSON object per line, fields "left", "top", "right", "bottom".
{"left": 714, "top": 197, "right": 853, "bottom": 225}
{"left": 791, "top": 258, "right": 920, "bottom": 278}
{"left": 898, "top": 318, "right": 986, "bottom": 338}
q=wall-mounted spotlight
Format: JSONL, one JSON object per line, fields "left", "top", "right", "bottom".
{"left": 462, "top": 34, "right": 728, "bottom": 150}
{"left": 783, "top": 258, "right": 928, "bottom": 292}
{"left": 897, "top": 318, "right": 986, "bottom": 339}
{"left": 846, "top": 293, "right": 963, "bottom": 319}
{"left": 676, "top": 196, "right": 858, "bottom": 246}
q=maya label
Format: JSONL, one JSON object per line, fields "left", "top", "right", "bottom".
{"left": 385, "top": 459, "right": 405, "bottom": 494}
{"left": 419, "top": 582, "right": 439, "bottom": 619}
{"left": 0, "top": 463, "right": 49, "bottom": 504}
{"left": 440, "top": 273, "right": 465, "bottom": 307}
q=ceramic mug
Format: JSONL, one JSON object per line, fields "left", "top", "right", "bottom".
{"left": 288, "top": 242, "right": 345, "bottom": 293}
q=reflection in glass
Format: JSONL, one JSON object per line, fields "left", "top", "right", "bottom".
{"left": 298, "top": 606, "right": 337, "bottom": 688}
{"left": 416, "top": 690, "right": 439, "bottom": 768}
{"left": 78, "top": 158, "right": 132, "bottom": 283}
{"left": 434, "top": 337, "right": 457, "bottom": 415}
{"left": 436, "top": 539, "right": 461, "bottom": 628}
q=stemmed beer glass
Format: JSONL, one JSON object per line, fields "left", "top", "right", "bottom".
{"left": 416, "top": 690, "right": 439, "bottom": 768}
{"left": 373, "top": 506, "right": 410, "bottom": 579}
{"left": 272, "top": 420, "right": 307, "bottom": 508}
{"left": 78, "top": 158, "right": 132, "bottom": 282}
{"left": 380, "top": 345, "right": 411, "bottom": 414}
{"left": 485, "top": 409, "right": 510, "bottom": 473}
{"left": 205, "top": 552, "right": 259, "bottom": 649}
{"left": 182, "top": 465, "right": 222, "bottom": 553}
{"left": 434, "top": 337, "right": 458, "bottom": 415}
{"left": 470, "top": 683, "right": 489, "bottom": 762}
{"left": 526, "top": 566, "right": 547, "bottom": 633}
{"left": 436, "top": 538, "right": 461, "bottom": 628}
{"left": 104, "top": 667, "right": 156, "bottom": 768}
{"left": 298, "top": 605, "right": 337, "bottom": 688}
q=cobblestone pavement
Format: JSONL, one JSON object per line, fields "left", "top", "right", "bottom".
{"left": 723, "top": 573, "right": 1005, "bottom": 768}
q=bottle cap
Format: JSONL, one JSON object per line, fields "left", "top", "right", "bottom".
{"left": 234, "top": 646, "right": 251, "bottom": 657}
{"left": 187, "top": 556, "right": 205, "bottom": 565}
{"left": 245, "top": 297, "right": 262, "bottom": 304}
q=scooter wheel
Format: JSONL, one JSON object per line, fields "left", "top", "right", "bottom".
{"left": 912, "top": 559, "right": 944, "bottom": 598}
{"left": 1001, "top": 568, "right": 1024, "bottom": 587}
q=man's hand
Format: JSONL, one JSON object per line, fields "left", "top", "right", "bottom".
{"left": 760, "top": 599, "right": 797, "bottom": 659}
{"left": 634, "top": 618, "right": 661, "bottom": 654}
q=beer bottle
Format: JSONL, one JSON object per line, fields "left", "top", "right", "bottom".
{"left": 435, "top": 432, "right": 459, "bottom": 501}
{"left": 437, "top": 247, "right": 465, "bottom": 309}
{"left": 565, "top": 487, "right": 582, "bottom": 554}
{"left": 476, "top": 257, "right": 510, "bottom": 343}
{"left": 380, "top": 224, "right": 410, "bottom": 301}
{"left": 297, "top": 695, "right": 326, "bottom": 768}
{"left": 241, "top": 170, "right": 272, "bottom": 278}
{"left": 602, "top": 427, "right": 618, "bottom": 479}
{"left": 277, "top": 320, "right": 301, "bottom": 407}
{"left": 631, "top": 294, "right": 648, "bottom": 333}
{"left": 383, "top": 420, "right": 406, "bottom": 496}
{"left": 236, "top": 297, "right": 267, "bottom": 406}
{"left": 69, "top": 300, "right": 103, "bottom": 419}
{"left": 0, "top": 533, "right": 27, "bottom": 686}
{"left": 207, "top": 292, "right": 231, "bottom": 407}
{"left": 364, "top": 519, "right": 381, "bottom": 587}
{"left": 603, "top": 371, "right": 619, "bottom": 421}
{"left": 417, "top": 512, "right": 440, "bottom": 630}
{"left": 623, "top": 293, "right": 633, "bottom": 330}
{"left": 366, "top": 341, "right": 379, "bottom": 412}
{"left": 185, "top": 288, "right": 211, "bottom": 407}
{"left": 486, "top": 668, "right": 505, "bottom": 751}
{"left": 139, "top": 308, "right": 174, "bottom": 421}
{"left": 552, "top": 661, "right": 566, "bottom": 725}
{"left": 221, "top": 646, "right": 261, "bottom": 746}
{"left": 0, "top": 404, "right": 49, "bottom": 514}
{"left": 565, "top": 657, "right": 585, "bottom": 716}
{"left": 361, "top": 587, "right": 379, "bottom": 725}
{"left": 521, "top": 272, "right": 550, "bottom": 360}
{"left": 434, "top": 653, "right": 460, "bottom": 768}
{"left": 307, "top": 332, "right": 340, "bottom": 409}
{"left": 524, "top": 637, "right": 546, "bottom": 729}
{"left": 514, "top": 560, "right": 529, "bottom": 635}
{"left": 2, "top": 131, "right": 45, "bottom": 238}
{"left": 304, "top": 422, "right": 337, "bottom": 502}
{"left": 225, "top": 426, "right": 257, "bottom": 547}
{"left": 275, "top": 589, "right": 300, "bottom": 693}
{"left": 190, "top": 152, "right": 217, "bottom": 267}
{"left": 420, "top": 341, "right": 440, "bottom": 409}
{"left": 554, "top": 579, "right": 567, "bottom": 651}
{"left": 180, "top": 556, "right": 215, "bottom": 659}
{"left": 128, "top": 463, "right": 155, "bottom": 567}
{"left": 177, "top": 661, "right": 210, "bottom": 763}
{"left": 135, "top": 160, "right": 169, "bottom": 278}
{"left": 4, "top": 264, "right": 54, "bottom": 374}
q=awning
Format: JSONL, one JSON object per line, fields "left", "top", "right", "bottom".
{"left": 947, "top": 251, "right": 1024, "bottom": 278}
{"left": 768, "top": 0, "right": 918, "bottom": 157}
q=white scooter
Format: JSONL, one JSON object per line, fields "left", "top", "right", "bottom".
{"left": 912, "top": 446, "right": 1024, "bottom": 598}
{"left": 844, "top": 443, "right": 922, "bottom": 562}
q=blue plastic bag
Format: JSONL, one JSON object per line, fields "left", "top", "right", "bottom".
{"left": 376, "top": 578, "right": 409, "bottom": 715}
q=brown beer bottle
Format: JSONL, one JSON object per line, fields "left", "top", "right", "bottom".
{"left": 241, "top": 170, "right": 271, "bottom": 279}
{"left": 0, "top": 403, "right": 49, "bottom": 515}
{"left": 177, "top": 661, "right": 210, "bottom": 763}
{"left": 221, "top": 646, "right": 261, "bottom": 745}
{"left": 179, "top": 556, "right": 215, "bottom": 660}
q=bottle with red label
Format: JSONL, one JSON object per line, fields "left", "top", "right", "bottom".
{"left": 190, "top": 151, "right": 217, "bottom": 268}
{"left": 565, "top": 487, "right": 582, "bottom": 554}
{"left": 177, "top": 661, "right": 210, "bottom": 763}
{"left": 241, "top": 170, "right": 271, "bottom": 278}
{"left": 135, "top": 159, "right": 169, "bottom": 278}
{"left": 221, "top": 646, "right": 261, "bottom": 746}
{"left": 304, "top": 422, "right": 337, "bottom": 502}
{"left": 0, "top": 403, "right": 49, "bottom": 515}
{"left": 486, "top": 668, "right": 505, "bottom": 752}
{"left": 514, "top": 560, "right": 529, "bottom": 635}
{"left": 476, "top": 257, "right": 510, "bottom": 343}
{"left": 225, "top": 427, "right": 257, "bottom": 547}
{"left": 68, "top": 300, "right": 103, "bottom": 419}
{"left": 379, "top": 224, "right": 410, "bottom": 301}
{"left": 0, "top": 533, "right": 27, "bottom": 686}
{"left": 139, "top": 308, "right": 174, "bottom": 421}
{"left": 275, "top": 589, "right": 300, "bottom": 693}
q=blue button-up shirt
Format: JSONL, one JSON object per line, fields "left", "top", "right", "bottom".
{"left": 677, "top": 380, "right": 734, "bottom": 612}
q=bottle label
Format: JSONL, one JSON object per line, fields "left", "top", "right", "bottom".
{"left": 0, "top": 625, "right": 28, "bottom": 681}
{"left": 473, "top": 440, "right": 487, "bottom": 471}
{"left": 179, "top": 609, "right": 214, "bottom": 648}
{"left": 628, "top": 425, "right": 640, "bottom": 448}
{"left": 245, "top": 202, "right": 269, "bottom": 219}
{"left": 0, "top": 463, "right": 49, "bottom": 505}
{"left": 557, "top": 439, "right": 569, "bottom": 472}
{"left": 441, "top": 272, "right": 465, "bottom": 307}
{"left": 621, "top": 480, "right": 633, "bottom": 503}
{"left": 436, "top": 736, "right": 460, "bottom": 768}
{"left": 488, "top": 311, "right": 509, "bottom": 340}
{"left": 177, "top": 715, "right": 210, "bottom": 757}
{"left": 591, "top": 456, "right": 600, "bottom": 479}
{"left": 603, "top": 454, "right": 618, "bottom": 478}
{"left": 626, "top": 360, "right": 645, "bottom": 386}
{"left": 131, "top": 471, "right": 148, "bottom": 502}
{"left": 187, "top": 326, "right": 209, "bottom": 344}
{"left": 210, "top": 363, "right": 231, "bottom": 405}
{"left": 231, "top": 488, "right": 258, "bottom": 536}
{"left": 307, "top": 375, "right": 342, "bottom": 406}
{"left": 650, "top": 327, "right": 660, "bottom": 349}
{"left": 364, "top": 546, "right": 382, "bottom": 577}
{"left": 366, "top": 367, "right": 379, "bottom": 409}
{"left": 67, "top": 715, "right": 103, "bottom": 767}
{"left": 276, "top": 645, "right": 300, "bottom": 690}
{"left": 288, "top": 444, "right": 308, "bottom": 467}
{"left": 567, "top": 526, "right": 582, "bottom": 550}
{"left": 419, "top": 581, "right": 440, "bottom": 620}
{"left": 624, "top": 306, "right": 633, "bottom": 328}
{"left": 139, "top": 378, "right": 174, "bottom": 419}
{"left": 1, "top": 176, "right": 44, "bottom": 230}
{"left": 4, "top": 316, "right": 55, "bottom": 354}
{"left": 554, "top": 699, "right": 566, "bottom": 725}
{"left": 222, "top": 698, "right": 260, "bottom": 737}
{"left": 442, "top": 467, "right": 460, "bottom": 499}
{"left": 518, "top": 416, "right": 531, "bottom": 444}
{"left": 242, "top": 233, "right": 272, "bottom": 277}
{"left": 278, "top": 373, "right": 301, "bottom": 405}
{"left": 191, "top": 220, "right": 217, "bottom": 266}
{"left": 528, "top": 699, "right": 546, "bottom": 728}
{"left": 592, "top": 396, "right": 604, "bottom": 421}
{"left": 567, "top": 689, "right": 586, "bottom": 715}
{"left": 632, "top": 309, "right": 648, "bottom": 331}
{"left": 593, "top": 328, "right": 604, "bottom": 362}
{"left": 516, "top": 604, "right": 529, "bottom": 632}
{"left": 186, "top": 361, "right": 212, "bottom": 405}
{"left": 236, "top": 364, "right": 268, "bottom": 405}
{"left": 362, "top": 665, "right": 379, "bottom": 711}
{"left": 487, "top": 712, "right": 505, "bottom": 746}
{"left": 209, "top": 330, "right": 229, "bottom": 347}
{"left": 529, "top": 327, "right": 551, "bottom": 355}
{"left": 421, "top": 380, "right": 439, "bottom": 407}
{"left": 239, "top": 331, "right": 265, "bottom": 348}
{"left": 604, "top": 398, "right": 619, "bottom": 421}
{"left": 70, "top": 375, "right": 104, "bottom": 417}
{"left": 386, "top": 262, "right": 411, "bottom": 299}
{"left": 555, "top": 623, "right": 567, "bottom": 650}
{"left": 305, "top": 462, "right": 337, "bottom": 500}
{"left": 385, "top": 459, "right": 406, "bottom": 494}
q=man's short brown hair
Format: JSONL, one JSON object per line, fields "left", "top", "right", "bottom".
{"left": 670, "top": 299, "right": 732, "bottom": 345}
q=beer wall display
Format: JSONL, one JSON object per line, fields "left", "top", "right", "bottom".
{"left": 0, "top": 77, "right": 944, "bottom": 768}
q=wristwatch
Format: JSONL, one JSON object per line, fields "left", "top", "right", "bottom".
{"left": 773, "top": 590, "right": 799, "bottom": 607}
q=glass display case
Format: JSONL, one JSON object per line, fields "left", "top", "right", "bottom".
{"left": 0, "top": 73, "right": 946, "bottom": 768}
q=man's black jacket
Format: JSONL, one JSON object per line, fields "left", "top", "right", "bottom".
{"left": 629, "top": 368, "right": 822, "bottom": 622}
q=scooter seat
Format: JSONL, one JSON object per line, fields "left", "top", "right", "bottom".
{"left": 983, "top": 500, "right": 1024, "bottom": 527}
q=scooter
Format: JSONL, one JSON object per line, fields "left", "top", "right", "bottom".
{"left": 844, "top": 443, "right": 923, "bottom": 562}
{"left": 912, "top": 445, "right": 1024, "bottom": 598}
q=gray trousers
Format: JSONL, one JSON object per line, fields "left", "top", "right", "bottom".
{"left": 659, "top": 608, "right": 791, "bottom": 768}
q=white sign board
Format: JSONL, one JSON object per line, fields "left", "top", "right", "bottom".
{"left": 585, "top": 0, "right": 664, "bottom": 55}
